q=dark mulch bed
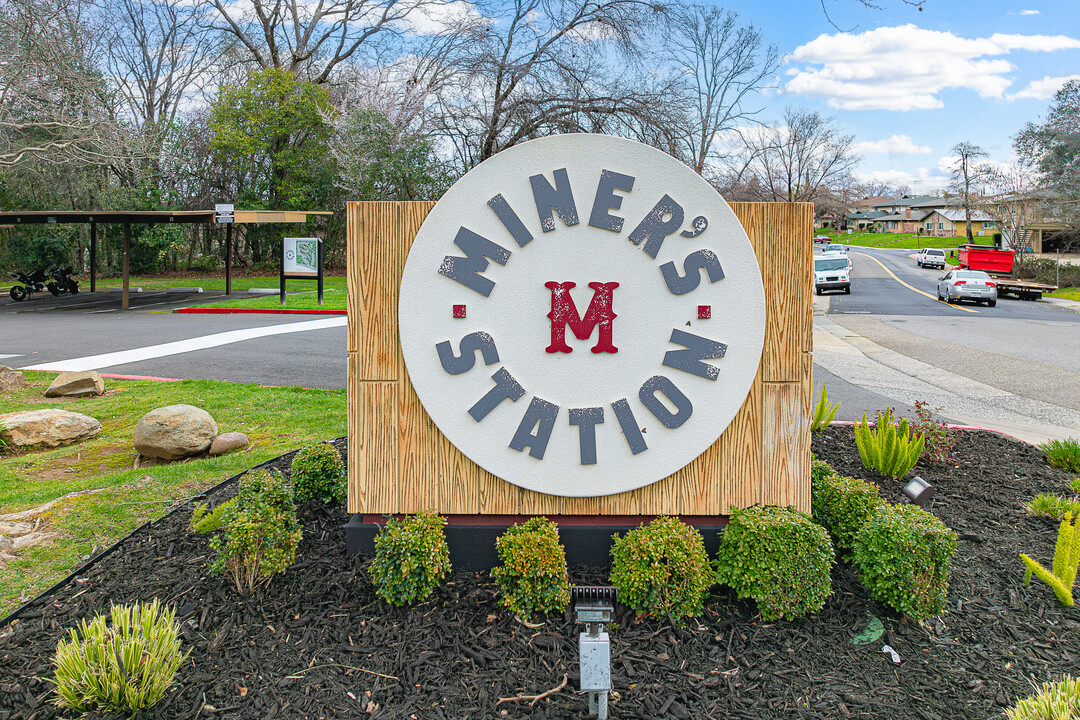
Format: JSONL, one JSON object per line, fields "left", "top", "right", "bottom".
{"left": 2, "top": 430, "right": 1078, "bottom": 719}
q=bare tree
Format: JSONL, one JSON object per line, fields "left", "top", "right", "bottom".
{"left": 0, "top": 0, "right": 131, "bottom": 167}
{"left": 725, "top": 107, "right": 860, "bottom": 203}
{"left": 429, "top": 0, "right": 664, "bottom": 169}
{"left": 203, "top": 0, "right": 432, "bottom": 83}
{"left": 980, "top": 157, "right": 1039, "bottom": 262}
{"left": 949, "top": 141, "right": 989, "bottom": 244}
{"left": 664, "top": 4, "right": 778, "bottom": 175}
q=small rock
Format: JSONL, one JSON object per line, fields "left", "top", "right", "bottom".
{"left": 209, "top": 432, "right": 249, "bottom": 456}
{"left": 133, "top": 404, "right": 217, "bottom": 460}
{"left": 44, "top": 370, "right": 105, "bottom": 397}
{"left": 0, "top": 408, "right": 102, "bottom": 449}
{"left": 0, "top": 366, "right": 28, "bottom": 392}
{"left": 0, "top": 536, "right": 13, "bottom": 551}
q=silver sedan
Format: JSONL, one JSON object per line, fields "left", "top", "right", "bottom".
{"left": 937, "top": 269, "right": 998, "bottom": 307}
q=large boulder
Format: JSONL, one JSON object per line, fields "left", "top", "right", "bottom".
{"left": 209, "top": 432, "right": 249, "bottom": 457}
{"left": 0, "top": 367, "right": 28, "bottom": 392}
{"left": 0, "top": 408, "right": 102, "bottom": 449}
{"left": 134, "top": 404, "right": 218, "bottom": 460}
{"left": 45, "top": 370, "right": 105, "bottom": 398}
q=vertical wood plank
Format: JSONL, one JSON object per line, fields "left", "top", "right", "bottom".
{"left": 347, "top": 375, "right": 398, "bottom": 512}
{"left": 762, "top": 381, "right": 811, "bottom": 510}
{"left": 399, "top": 369, "right": 440, "bottom": 513}
{"left": 722, "top": 374, "right": 764, "bottom": 510}
{"left": 438, "top": 440, "right": 482, "bottom": 515}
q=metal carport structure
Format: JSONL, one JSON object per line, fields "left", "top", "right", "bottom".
{"left": 0, "top": 210, "right": 331, "bottom": 309}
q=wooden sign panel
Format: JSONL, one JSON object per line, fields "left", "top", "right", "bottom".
{"left": 347, "top": 199, "right": 812, "bottom": 517}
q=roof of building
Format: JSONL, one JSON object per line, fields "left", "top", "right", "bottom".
{"left": 871, "top": 194, "right": 941, "bottom": 209}
{"left": 876, "top": 209, "right": 933, "bottom": 222}
{"left": 845, "top": 210, "right": 889, "bottom": 220}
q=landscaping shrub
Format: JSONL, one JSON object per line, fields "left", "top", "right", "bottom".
{"left": 290, "top": 441, "right": 346, "bottom": 504}
{"left": 1072, "top": 477, "right": 1080, "bottom": 495}
{"left": 370, "top": 509, "right": 451, "bottom": 606}
{"left": 811, "top": 470, "right": 888, "bottom": 553}
{"left": 609, "top": 516, "right": 713, "bottom": 621}
{"left": 491, "top": 517, "right": 570, "bottom": 620}
{"left": 714, "top": 505, "right": 835, "bottom": 621}
{"left": 1027, "top": 493, "right": 1080, "bottom": 522}
{"left": 912, "top": 400, "right": 958, "bottom": 464}
{"left": 1039, "top": 437, "right": 1080, "bottom": 474}
{"left": 854, "top": 407, "right": 925, "bottom": 480}
{"left": 1006, "top": 676, "right": 1080, "bottom": 720}
{"left": 209, "top": 469, "right": 302, "bottom": 594}
{"left": 1020, "top": 513, "right": 1080, "bottom": 607}
{"left": 52, "top": 599, "right": 187, "bottom": 715}
{"left": 851, "top": 503, "right": 958, "bottom": 621}
{"left": 189, "top": 498, "right": 236, "bottom": 534}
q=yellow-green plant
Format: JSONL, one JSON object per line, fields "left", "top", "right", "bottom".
{"left": 1007, "top": 676, "right": 1080, "bottom": 720}
{"left": 290, "top": 442, "right": 346, "bottom": 504}
{"left": 854, "top": 407, "right": 925, "bottom": 480}
{"left": 609, "top": 516, "right": 713, "bottom": 622}
{"left": 1020, "top": 513, "right": 1080, "bottom": 607}
{"left": 1027, "top": 493, "right": 1080, "bottom": 522}
{"left": 189, "top": 498, "right": 236, "bottom": 534}
{"left": 811, "top": 385, "right": 840, "bottom": 431}
{"left": 1039, "top": 437, "right": 1080, "bottom": 473}
{"left": 52, "top": 599, "right": 188, "bottom": 714}
{"left": 491, "top": 517, "right": 570, "bottom": 620}
{"left": 370, "top": 509, "right": 451, "bottom": 606}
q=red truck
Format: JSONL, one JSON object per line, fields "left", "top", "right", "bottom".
{"left": 957, "top": 244, "right": 1057, "bottom": 301}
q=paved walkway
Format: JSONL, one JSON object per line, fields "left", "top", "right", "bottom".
{"left": 813, "top": 295, "right": 1080, "bottom": 446}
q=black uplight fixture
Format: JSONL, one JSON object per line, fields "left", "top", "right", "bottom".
{"left": 903, "top": 476, "right": 935, "bottom": 506}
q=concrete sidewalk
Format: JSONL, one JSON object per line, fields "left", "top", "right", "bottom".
{"left": 812, "top": 296, "right": 1080, "bottom": 446}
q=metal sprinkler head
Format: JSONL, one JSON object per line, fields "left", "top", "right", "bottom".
{"left": 571, "top": 586, "right": 616, "bottom": 720}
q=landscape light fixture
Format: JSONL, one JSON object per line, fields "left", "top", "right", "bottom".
{"left": 571, "top": 585, "right": 616, "bottom": 720}
{"left": 903, "top": 476, "right": 935, "bottom": 506}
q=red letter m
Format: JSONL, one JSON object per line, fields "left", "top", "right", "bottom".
{"left": 545, "top": 281, "right": 619, "bottom": 354}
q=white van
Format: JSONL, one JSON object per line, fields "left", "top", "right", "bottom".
{"left": 814, "top": 254, "right": 850, "bottom": 295}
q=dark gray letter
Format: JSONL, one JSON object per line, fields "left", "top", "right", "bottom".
{"left": 438, "top": 227, "right": 511, "bottom": 297}
{"left": 436, "top": 332, "right": 499, "bottom": 375}
{"left": 488, "top": 194, "right": 534, "bottom": 247}
{"left": 611, "top": 398, "right": 647, "bottom": 455}
{"left": 588, "top": 170, "right": 635, "bottom": 233}
{"left": 639, "top": 375, "right": 693, "bottom": 428}
{"left": 509, "top": 397, "right": 560, "bottom": 460}
{"left": 628, "top": 195, "right": 685, "bottom": 258}
{"left": 468, "top": 368, "right": 525, "bottom": 422}
{"left": 530, "top": 168, "right": 579, "bottom": 232}
{"left": 569, "top": 406, "right": 604, "bottom": 465}
{"left": 662, "top": 329, "right": 728, "bottom": 381}
{"left": 660, "top": 249, "right": 725, "bottom": 295}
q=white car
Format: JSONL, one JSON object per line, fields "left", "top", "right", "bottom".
{"left": 937, "top": 269, "right": 997, "bottom": 307}
{"left": 917, "top": 248, "right": 947, "bottom": 269}
{"left": 814, "top": 254, "right": 850, "bottom": 295}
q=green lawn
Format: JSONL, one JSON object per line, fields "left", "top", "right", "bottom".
{"left": 93, "top": 273, "right": 345, "bottom": 294}
{"left": 822, "top": 231, "right": 961, "bottom": 250}
{"left": 195, "top": 287, "right": 346, "bottom": 311}
{"left": 1047, "top": 287, "right": 1080, "bottom": 301}
{"left": 0, "top": 373, "right": 345, "bottom": 616}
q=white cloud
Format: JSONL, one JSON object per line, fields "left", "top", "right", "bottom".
{"left": 1020, "top": 9, "right": 1041, "bottom": 15}
{"left": 785, "top": 24, "right": 1080, "bottom": 111}
{"left": 1007, "top": 74, "right": 1080, "bottom": 100}
{"left": 399, "top": 1, "right": 485, "bottom": 35}
{"left": 856, "top": 167, "right": 948, "bottom": 193}
{"left": 851, "top": 134, "right": 932, "bottom": 155}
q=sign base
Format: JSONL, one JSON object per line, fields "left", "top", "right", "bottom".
{"left": 344, "top": 514, "right": 728, "bottom": 570}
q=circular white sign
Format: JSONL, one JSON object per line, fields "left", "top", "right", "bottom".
{"left": 399, "top": 134, "right": 765, "bottom": 497}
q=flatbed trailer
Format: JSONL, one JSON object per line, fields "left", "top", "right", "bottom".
{"left": 958, "top": 244, "right": 1057, "bottom": 301}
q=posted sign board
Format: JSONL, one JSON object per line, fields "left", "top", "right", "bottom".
{"left": 397, "top": 135, "right": 766, "bottom": 497}
{"left": 281, "top": 236, "right": 323, "bottom": 305}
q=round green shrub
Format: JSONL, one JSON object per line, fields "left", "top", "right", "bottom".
{"left": 1007, "top": 676, "right": 1080, "bottom": 720}
{"left": 52, "top": 599, "right": 188, "bottom": 714}
{"left": 714, "top": 505, "right": 835, "bottom": 621}
{"left": 209, "top": 469, "right": 302, "bottom": 594}
{"left": 609, "top": 516, "right": 713, "bottom": 621}
{"left": 851, "top": 503, "right": 958, "bottom": 621}
{"left": 491, "top": 517, "right": 570, "bottom": 620}
{"left": 811, "top": 471, "right": 887, "bottom": 553}
{"left": 290, "top": 442, "right": 346, "bottom": 504}
{"left": 370, "top": 509, "right": 451, "bottom": 606}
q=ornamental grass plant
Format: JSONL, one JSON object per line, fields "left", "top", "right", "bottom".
{"left": 1006, "top": 676, "right": 1080, "bottom": 720}
{"left": 491, "top": 517, "right": 571, "bottom": 620}
{"left": 1039, "top": 437, "right": 1080, "bottom": 474}
{"left": 52, "top": 599, "right": 187, "bottom": 715}
{"left": 609, "top": 516, "right": 712, "bottom": 622}
{"left": 714, "top": 505, "right": 835, "bottom": 621}
{"left": 370, "top": 509, "right": 451, "bottom": 606}
{"left": 1020, "top": 513, "right": 1080, "bottom": 607}
{"left": 854, "top": 407, "right": 925, "bottom": 480}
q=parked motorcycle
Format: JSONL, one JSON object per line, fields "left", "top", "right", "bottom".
{"left": 46, "top": 266, "right": 79, "bottom": 296}
{"left": 7, "top": 268, "right": 50, "bottom": 302}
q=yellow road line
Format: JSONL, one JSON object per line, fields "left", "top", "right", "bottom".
{"left": 854, "top": 252, "right": 979, "bottom": 314}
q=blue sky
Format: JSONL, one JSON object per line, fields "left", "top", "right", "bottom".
{"left": 715, "top": 0, "right": 1080, "bottom": 193}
